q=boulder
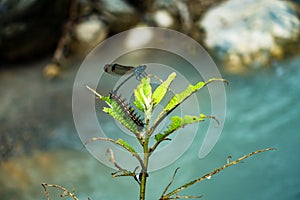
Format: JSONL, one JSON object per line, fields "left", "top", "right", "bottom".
{"left": 0, "top": 0, "right": 71, "bottom": 61}
{"left": 200, "top": 0, "right": 300, "bottom": 74}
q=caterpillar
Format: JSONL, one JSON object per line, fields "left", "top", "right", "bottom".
{"left": 109, "top": 91, "right": 144, "bottom": 131}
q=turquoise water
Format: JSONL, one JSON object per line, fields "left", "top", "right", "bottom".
{"left": 146, "top": 58, "right": 300, "bottom": 200}
{"left": 175, "top": 58, "right": 300, "bottom": 200}
{"left": 1, "top": 57, "right": 300, "bottom": 200}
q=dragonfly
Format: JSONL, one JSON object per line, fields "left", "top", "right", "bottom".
{"left": 104, "top": 63, "right": 147, "bottom": 80}
{"left": 104, "top": 63, "right": 162, "bottom": 92}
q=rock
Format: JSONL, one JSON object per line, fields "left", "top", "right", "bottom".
{"left": 0, "top": 0, "right": 71, "bottom": 61}
{"left": 200, "top": 0, "right": 300, "bottom": 74}
{"left": 292, "top": 0, "right": 300, "bottom": 4}
{"left": 123, "top": 0, "right": 149, "bottom": 11}
{"left": 152, "top": 10, "right": 176, "bottom": 28}
{"left": 151, "top": 0, "right": 225, "bottom": 35}
{"left": 100, "top": 0, "right": 140, "bottom": 33}
{"left": 43, "top": 63, "right": 62, "bottom": 79}
{"left": 71, "top": 15, "right": 108, "bottom": 55}
{"left": 148, "top": 2, "right": 183, "bottom": 31}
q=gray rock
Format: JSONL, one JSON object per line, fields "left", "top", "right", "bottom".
{"left": 100, "top": 0, "right": 140, "bottom": 33}
{"left": 200, "top": 0, "right": 300, "bottom": 73}
{"left": 0, "top": 0, "right": 71, "bottom": 61}
{"left": 71, "top": 15, "right": 108, "bottom": 55}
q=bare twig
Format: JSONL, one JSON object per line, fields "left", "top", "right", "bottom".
{"left": 165, "top": 195, "right": 203, "bottom": 199}
{"left": 85, "top": 137, "right": 144, "bottom": 171}
{"left": 161, "top": 167, "right": 180, "bottom": 197}
{"left": 204, "top": 115, "right": 220, "bottom": 127}
{"left": 52, "top": 0, "right": 78, "bottom": 64}
{"left": 41, "top": 183, "right": 79, "bottom": 200}
{"left": 44, "top": 0, "right": 78, "bottom": 79}
{"left": 111, "top": 166, "right": 139, "bottom": 178}
{"left": 160, "top": 148, "right": 276, "bottom": 199}
{"left": 106, "top": 148, "right": 128, "bottom": 172}
{"left": 147, "top": 73, "right": 164, "bottom": 84}
{"left": 85, "top": 85, "right": 102, "bottom": 99}
{"left": 106, "top": 148, "right": 141, "bottom": 184}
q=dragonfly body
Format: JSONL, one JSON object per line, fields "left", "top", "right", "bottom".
{"left": 104, "top": 63, "right": 148, "bottom": 92}
{"left": 104, "top": 64, "right": 147, "bottom": 79}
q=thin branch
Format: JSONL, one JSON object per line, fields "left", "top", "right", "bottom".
{"left": 165, "top": 195, "right": 203, "bottom": 199}
{"left": 160, "top": 148, "right": 276, "bottom": 199}
{"left": 41, "top": 183, "right": 79, "bottom": 200}
{"left": 147, "top": 73, "right": 163, "bottom": 84}
{"left": 52, "top": 0, "right": 78, "bottom": 63}
{"left": 205, "top": 115, "right": 220, "bottom": 127}
{"left": 106, "top": 148, "right": 141, "bottom": 184}
{"left": 111, "top": 166, "right": 139, "bottom": 178}
{"left": 106, "top": 148, "right": 128, "bottom": 172}
{"left": 85, "top": 85, "right": 102, "bottom": 99}
{"left": 161, "top": 167, "right": 180, "bottom": 197}
{"left": 85, "top": 137, "right": 144, "bottom": 170}
{"left": 42, "top": 183, "right": 51, "bottom": 200}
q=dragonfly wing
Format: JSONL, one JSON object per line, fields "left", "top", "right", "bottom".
{"left": 104, "top": 64, "right": 135, "bottom": 76}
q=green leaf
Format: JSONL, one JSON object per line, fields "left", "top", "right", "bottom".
{"left": 101, "top": 95, "right": 111, "bottom": 103}
{"left": 134, "top": 90, "right": 145, "bottom": 112}
{"left": 116, "top": 138, "right": 137, "bottom": 153}
{"left": 158, "top": 114, "right": 208, "bottom": 140}
{"left": 155, "top": 78, "right": 227, "bottom": 122}
{"left": 134, "top": 77, "right": 153, "bottom": 117}
{"left": 154, "top": 133, "right": 164, "bottom": 141}
{"left": 164, "top": 82, "right": 205, "bottom": 112}
{"left": 152, "top": 72, "right": 176, "bottom": 107}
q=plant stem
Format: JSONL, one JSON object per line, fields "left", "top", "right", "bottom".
{"left": 140, "top": 140, "right": 150, "bottom": 200}
{"left": 139, "top": 119, "right": 151, "bottom": 200}
{"left": 139, "top": 150, "right": 149, "bottom": 200}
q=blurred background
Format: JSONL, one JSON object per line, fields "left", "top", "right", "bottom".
{"left": 1, "top": 0, "right": 300, "bottom": 199}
